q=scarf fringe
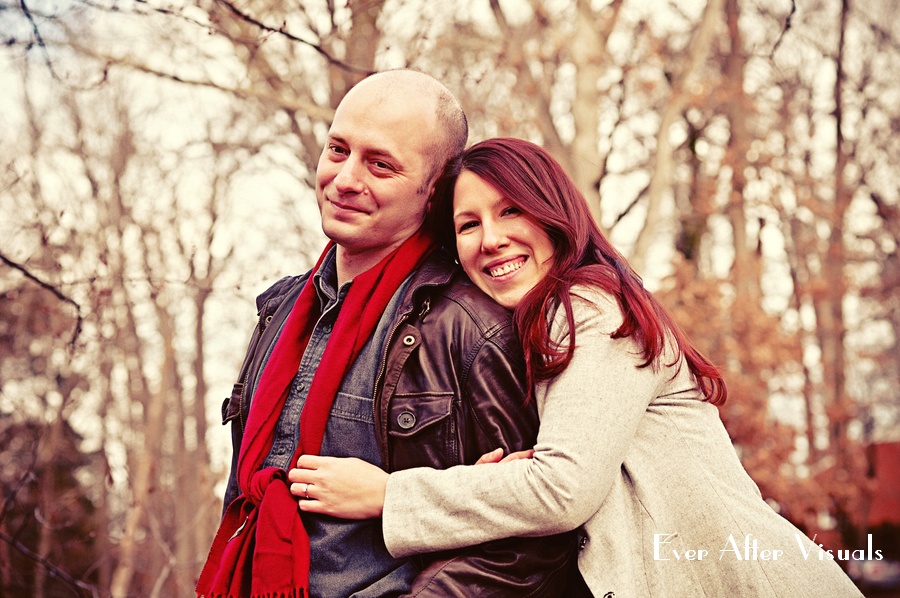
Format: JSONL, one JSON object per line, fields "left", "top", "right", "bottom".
{"left": 200, "top": 590, "right": 305, "bottom": 598}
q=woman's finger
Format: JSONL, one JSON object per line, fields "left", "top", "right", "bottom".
{"left": 499, "top": 449, "right": 534, "bottom": 463}
{"left": 475, "top": 448, "right": 504, "bottom": 465}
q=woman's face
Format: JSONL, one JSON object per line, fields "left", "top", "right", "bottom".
{"left": 452, "top": 170, "right": 555, "bottom": 309}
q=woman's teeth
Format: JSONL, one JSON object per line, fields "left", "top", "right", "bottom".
{"left": 489, "top": 260, "right": 524, "bottom": 278}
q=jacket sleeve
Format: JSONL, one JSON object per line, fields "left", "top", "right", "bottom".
{"left": 220, "top": 320, "right": 263, "bottom": 513}
{"left": 221, "top": 274, "right": 308, "bottom": 514}
{"left": 400, "top": 329, "right": 578, "bottom": 597}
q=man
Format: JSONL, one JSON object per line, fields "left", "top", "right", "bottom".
{"left": 197, "top": 70, "right": 573, "bottom": 597}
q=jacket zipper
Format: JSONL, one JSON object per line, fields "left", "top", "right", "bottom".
{"left": 372, "top": 281, "right": 444, "bottom": 462}
{"left": 372, "top": 313, "right": 409, "bottom": 421}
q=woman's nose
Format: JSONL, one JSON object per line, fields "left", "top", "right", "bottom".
{"left": 480, "top": 221, "right": 509, "bottom": 253}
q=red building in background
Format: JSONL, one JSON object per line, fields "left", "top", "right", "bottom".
{"left": 844, "top": 441, "right": 900, "bottom": 594}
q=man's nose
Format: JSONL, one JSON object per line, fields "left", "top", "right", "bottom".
{"left": 333, "top": 157, "right": 365, "bottom": 193}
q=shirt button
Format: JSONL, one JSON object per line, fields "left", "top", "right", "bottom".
{"left": 402, "top": 335, "right": 416, "bottom": 346}
{"left": 397, "top": 411, "right": 416, "bottom": 429}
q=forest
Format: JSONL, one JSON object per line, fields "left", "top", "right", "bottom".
{"left": 0, "top": 0, "right": 898, "bottom": 596}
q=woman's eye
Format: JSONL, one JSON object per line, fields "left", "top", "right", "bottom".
{"left": 501, "top": 206, "right": 521, "bottom": 217}
{"left": 457, "top": 221, "right": 478, "bottom": 233}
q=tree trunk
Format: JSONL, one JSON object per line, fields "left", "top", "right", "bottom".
{"left": 630, "top": 0, "right": 723, "bottom": 274}
{"left": 569, "top": 0, "right": 623, "bottom": 222}
{"left": 109, "top": 296, "right": 177, "bottom": 597}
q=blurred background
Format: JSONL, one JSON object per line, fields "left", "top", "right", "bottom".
{"left": 0, "top": 0, "right": 898, "bottom": 595}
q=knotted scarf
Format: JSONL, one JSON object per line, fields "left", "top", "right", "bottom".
{"left": 197, "top": 230, "right": 434, "bottom": 598}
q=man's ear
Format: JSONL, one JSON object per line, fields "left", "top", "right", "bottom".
{"left": 423, "top": 183, "right": 438, "bottom": 213}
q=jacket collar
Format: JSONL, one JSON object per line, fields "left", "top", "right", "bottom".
{"left": 398, "top": 249, "right": 460, "bottom": 315}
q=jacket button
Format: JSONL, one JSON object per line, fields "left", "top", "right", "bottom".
{"left": 402, "top": 334, "right": 416, "bottom": 346}
{"left": 397, "top": 411, "right": 416, "bottom": 429}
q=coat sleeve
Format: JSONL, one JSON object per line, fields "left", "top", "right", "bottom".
{"left": 401, "top": 330, "right": 578, "bottom": 597}
{"left": 384, "top": 291, "right": 665, "bottom": 557}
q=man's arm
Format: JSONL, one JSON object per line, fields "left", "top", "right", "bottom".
{"left": 221, "top": 275, "right": 307, "bottom": 513}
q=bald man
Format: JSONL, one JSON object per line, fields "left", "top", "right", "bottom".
{"left": 204, "top": 70, "right": 574, "bottom": 597}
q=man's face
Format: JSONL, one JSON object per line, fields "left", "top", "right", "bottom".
{"left": 316, "top": 84, "right": 438, "bottom": 261}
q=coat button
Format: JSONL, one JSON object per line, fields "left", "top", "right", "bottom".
{"left": 397, "top": 411, "right": 416, "bottom": 429}
{"left": 402, "top": 334, "right": 415, "bottom": 346}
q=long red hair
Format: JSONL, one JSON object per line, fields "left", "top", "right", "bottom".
{"left": 432, "top": 138, "right": 726, "bottom": 404}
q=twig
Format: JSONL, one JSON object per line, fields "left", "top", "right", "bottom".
{"left": 0, "top": 530, "right": 99, "bottom": 598}
{"left": 770, "top": 0, "right": 797, "bottom": 58}
{"left": 213, "top": 0, "right": 373, "bottom": 75}
{"left": 18, "top": 0, "right": 62, "bottom": 79}
{"left": 17, "top": 0, "right": 108, "bottom": 89}
{"left": 0, "top": 252, "right": 84, "bottom": 347}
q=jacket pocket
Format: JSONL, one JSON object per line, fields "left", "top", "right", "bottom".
{"left": 388, "top": 392, "right": 458, "bottom": 470}
{"left": 222, "top": 384, "right": 244, "bottom": 424}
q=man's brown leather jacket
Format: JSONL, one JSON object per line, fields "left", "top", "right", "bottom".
{"left": 222, "top": 251, "right": 576, "bottom": 597}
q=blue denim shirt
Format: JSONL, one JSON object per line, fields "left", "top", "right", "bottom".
{"left": 262, "top": 247, "right": 417, "bottom": 597}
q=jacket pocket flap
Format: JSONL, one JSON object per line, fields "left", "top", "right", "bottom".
{"left": 388, "top": 392, "right": 454, "bottom": 437}
{"left": 222, "top": 383, "right": 243, "bottom": 424}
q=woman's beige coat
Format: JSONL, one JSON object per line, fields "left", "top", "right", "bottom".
{"left": 382, "top": 289, "right": 863, "bottom": 597}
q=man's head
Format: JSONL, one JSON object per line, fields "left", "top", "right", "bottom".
{"left": 316, "top": 69, "right": 467, "bottom": 275}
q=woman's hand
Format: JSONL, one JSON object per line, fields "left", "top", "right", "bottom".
{"left": 288, "top": 455, "right": 388, "bottom": 519}
{"left": 475, "top": 448, "right": 535, "bottom": 464}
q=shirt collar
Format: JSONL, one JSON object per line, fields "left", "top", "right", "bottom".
{"left": 312, "top": 245, "right": 347, "bottom": 310}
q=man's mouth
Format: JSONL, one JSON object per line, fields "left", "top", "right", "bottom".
{"left": 487, "top": 257, "right": 527, "bottom": 278}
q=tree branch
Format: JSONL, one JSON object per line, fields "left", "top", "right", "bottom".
{"left": 0, "top": 530, "right": 99, "bottom": 598}
{"left": 18, "top": 0, "right": 62, "bottom": 79}
{"left": 213, "top": 0, "right": 373, "bottom": 75}
{"left": 65, "top": 42, "right": 336, "bottom": 121}
{"left": 14, "top": 0, "right": 110, "bottom": 89}
{"left": 0, "top": 252, "right": 83, "bottom": 347}
{"left": 770, "top": 0, "right": 796, "bottom": 58}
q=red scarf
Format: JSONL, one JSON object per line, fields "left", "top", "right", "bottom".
{"left": 197, "top": 230, "right": 434, "bottom": 598}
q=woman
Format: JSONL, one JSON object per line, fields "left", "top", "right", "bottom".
{"left": 288, "top": 139, "right": 863, "bottom": 597}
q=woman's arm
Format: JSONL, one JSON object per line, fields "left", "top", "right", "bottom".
{"left": 381, "top": 291, "right": 667, "bottom": 557}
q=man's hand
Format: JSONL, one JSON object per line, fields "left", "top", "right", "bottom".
{"left": 474, "top": 448, "right": 535, "bottom": 464}
{"left": 288, "top": 455, "right": 388, "bottom": 519}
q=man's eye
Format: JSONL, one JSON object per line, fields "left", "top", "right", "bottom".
{"left": 329, "top": 144, "right": 348, "bottom": 155}
{"left": 372, "top": 160, "right": 394, "bottom": 171}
